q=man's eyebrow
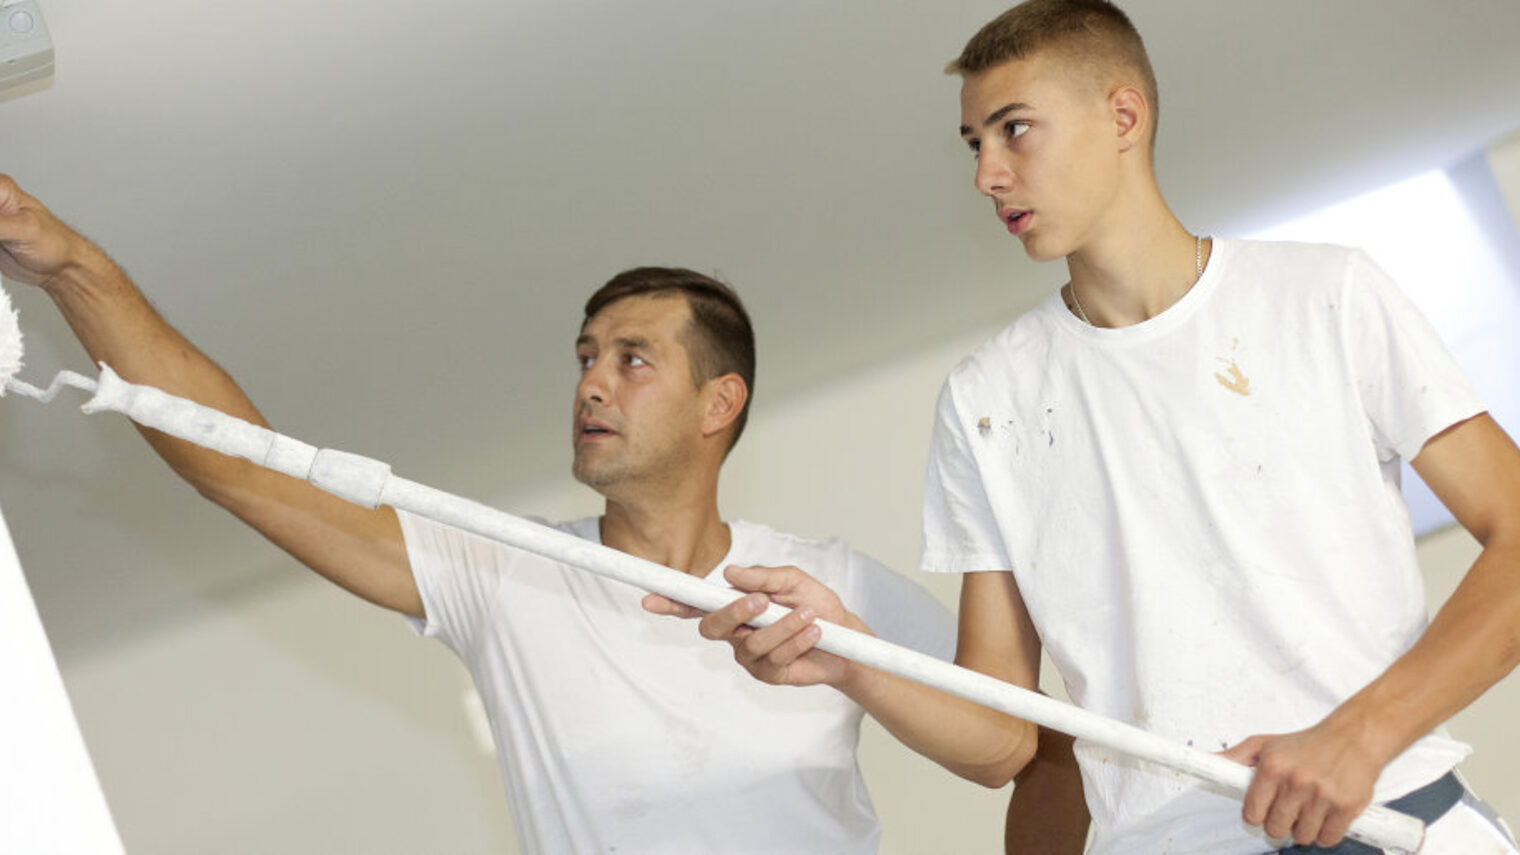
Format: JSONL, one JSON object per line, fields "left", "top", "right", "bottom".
{"left": 960, "top": 102, "right": 1032, "bottom": 137}
{"left": 575, "top": 334, "right": 652, "bottom": 351}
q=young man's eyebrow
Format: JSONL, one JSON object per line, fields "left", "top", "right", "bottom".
{"left": 960, "top": 102, "right": 1032, "bottom": 137}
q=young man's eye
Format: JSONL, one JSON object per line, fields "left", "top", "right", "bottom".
{"left": 576, "top": 354, "right": 593, "bottom": 370}
{"left": 966, "top": 139, "right": 981, "bottom": 159}
{"left": 1006, "top": 121, "right": 1029, "bottom": 139}
{"left": 625, "top": 355, "right": 647, "bottom": 368}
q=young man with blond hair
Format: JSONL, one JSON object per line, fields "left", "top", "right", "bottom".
{"left": 658, "top": 2, "right": 1520, "bottom": 852}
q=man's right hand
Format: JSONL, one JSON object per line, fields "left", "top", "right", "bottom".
{"left": 0, "top": 173, "right": 422, "bottom": 618}
{"left": 0, "top": 174, "right": 86, "bottom": 289}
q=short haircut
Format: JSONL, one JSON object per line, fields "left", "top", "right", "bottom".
{"left": 583, "top": 267, "right": 757, "bottom": 451}
{"left": 948, "top": 0, "right": 1159, "bottom": 149}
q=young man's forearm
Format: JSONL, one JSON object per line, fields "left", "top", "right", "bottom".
{"left": 1333, "top": 533, "right": 1520, "bottom": 768}
{"left": 1234, "top": 415, "right": 1520, "bottom": 843}
{"left": 1345, "top": 415, "right": 1520, "bottom": 762}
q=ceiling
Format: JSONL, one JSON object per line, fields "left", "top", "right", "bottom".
{"left": 5, "top": 0, "right": 1520, "bottom": 660}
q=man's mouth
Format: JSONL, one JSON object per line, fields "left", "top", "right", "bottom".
{"left": 577, "top": 418, "right": 617, "bottom": 443}
{"left": 1001, "top": 208, "right": 1032, "bottom": 235}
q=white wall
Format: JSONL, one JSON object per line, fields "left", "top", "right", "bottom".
{"left": 1488, "top": 127, "right": 1520, "bottom": 228}
{"left": 62, "top": 573, "right": 514, "bottom": 854}
{"left": 0, "top": 508, "right": 123, "bottom": 855}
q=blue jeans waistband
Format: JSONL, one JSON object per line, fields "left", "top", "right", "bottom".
{"left": 1275, "top": 770, "right": 1462, "bottom": 854}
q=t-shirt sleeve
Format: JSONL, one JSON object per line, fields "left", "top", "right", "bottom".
{"left": 396, "top": 508, "right": 511, "bottom": 652}
{"left": 845, "top": 549, "right": 957, "bottom": 662}
{"left": 921, "top": 377, "right": 1013, "bottom": 575}
{"left": 1342, "top": 249, "right": 1487, "bottom": 463}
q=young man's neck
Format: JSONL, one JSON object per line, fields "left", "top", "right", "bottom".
{"left": 598, "top": 480, "right": 731, "bottom": 577}
{"left": 1064, "top": 183, "right": 1209, "bottom": 328}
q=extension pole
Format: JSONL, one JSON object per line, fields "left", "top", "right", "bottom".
{"left": 7, "top": 365, "right": 1425, "bottom": 854}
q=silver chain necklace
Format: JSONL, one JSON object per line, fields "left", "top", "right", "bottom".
{"left": 1071, "top": 234, "right": 1203, "bottom": 326}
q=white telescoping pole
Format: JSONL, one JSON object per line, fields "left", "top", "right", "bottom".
{"left": 6, "top": 364, "right": 1426, "bottom": 855}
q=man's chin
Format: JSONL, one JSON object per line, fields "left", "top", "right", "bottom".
{"left": 1021, "top": 236, "right": 1067, "bottom": 263}
{"left": 571, "top": 457, "right": 620, "bottom": 491}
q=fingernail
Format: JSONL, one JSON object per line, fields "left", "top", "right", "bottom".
{"left": 745, "top": 593, "right": 766, "bottom": 612}
{"left": 796, "top": 607, "right": 814, "bottom": 622}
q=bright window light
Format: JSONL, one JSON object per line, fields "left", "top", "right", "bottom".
{"left": 1249, "top": 166, "right": 1520, "bottom": 535}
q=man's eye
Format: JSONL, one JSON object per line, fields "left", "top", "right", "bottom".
{"left": 967, "top": 139, "right": 981, "bottom": 159}
{"left": 1007, "top": 121, "right": 1029, "bottom": 139}
{"left": 576, "top": 355, "right": 593, "bottom": 370}
{"left": 626, "top": 355, "right": 647, "bottom": 367}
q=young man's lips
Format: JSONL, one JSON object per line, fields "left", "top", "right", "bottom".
{"left": 1002, "top": 209, "right": 1032, "bottom": 236}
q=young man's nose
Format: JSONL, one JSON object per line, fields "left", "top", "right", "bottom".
{"left": 975, "top": 149, "right": 1014, "bottom": 197}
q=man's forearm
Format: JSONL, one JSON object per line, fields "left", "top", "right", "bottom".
{"left": 673, "top": 565, "right": 1041, "bottom": 787}
{"left": 839, "top": 653, "right": 1037, "bottom": 788}
{"left": 39, "top": 236, "right": 274, "bottom": 496}
{"left": 1329, "top": 534, "right": 1520, "bottom": 768}
{"left": 1338, "top": 414, "right": 1520, "bottom": 768}
{"left": 4, "top": 177, "right": 418, "bottom": 616}
{"left": 1231, "top": 415, "right": 1520, "bottom": 846}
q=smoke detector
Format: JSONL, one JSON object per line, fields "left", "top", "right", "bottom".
{"left": 0, "top": 1, "right": 53, "bottom": 95}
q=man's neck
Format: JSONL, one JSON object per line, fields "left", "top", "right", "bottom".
{"left": 1064, "top": 186, "right": 1208, "bottom": 328}
{"left": 598, "top": 490, "right": 731, "bottom": 578}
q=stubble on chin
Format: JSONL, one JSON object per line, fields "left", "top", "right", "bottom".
{"left": 571, "top": 452, "right": 617, "bottom": 489}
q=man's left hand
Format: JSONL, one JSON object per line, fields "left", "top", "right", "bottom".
{"left": 1223, "top": 715, "right": 1389, "bottom": 848}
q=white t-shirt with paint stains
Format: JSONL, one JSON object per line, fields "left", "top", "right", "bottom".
{"left": 402, "top": 512, "right": 956, "bottom": 855}
{"left": 922, "top": 238, "right": 1484, "bottom": 855}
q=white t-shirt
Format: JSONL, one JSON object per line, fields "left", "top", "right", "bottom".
{"left": 922, "top": 238, "right": 1485, "bottom": 855}
{"left": 400, "top": 511, "right": 955, "bottom": 855}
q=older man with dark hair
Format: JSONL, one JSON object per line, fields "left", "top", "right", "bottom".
{"left": 0, "top": 173, "right": 992, "bottom": 855}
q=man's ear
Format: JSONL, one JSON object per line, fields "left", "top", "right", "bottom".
{"left": 701, "top": 373, "right": 748, "bottom": 438}
{"left": 1109, "top": 84, "right": 1149, "bottom": 153}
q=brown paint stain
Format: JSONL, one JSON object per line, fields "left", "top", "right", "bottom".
{"left": 977, "top": 416, "right": 991, "bottom": 436}
{"left": 1215, "top": 360, "right": 1252, "bottom": 396}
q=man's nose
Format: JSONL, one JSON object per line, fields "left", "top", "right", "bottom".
{"left": 974, "top": 148, "right": 1013, "bottom": 198}
{"left": 577, "top": 358, "right": 610, "bottom": 404}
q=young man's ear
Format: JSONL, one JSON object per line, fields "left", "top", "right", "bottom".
{"left": 1109, "top": 85, "right": 1150, "bottom": 153}
{"left": 701, "top": 373, "right": 748, "bottom": 439}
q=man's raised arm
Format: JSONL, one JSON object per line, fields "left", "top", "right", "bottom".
{"left": 0, "top": 174, "right": 420, "bottom": 617}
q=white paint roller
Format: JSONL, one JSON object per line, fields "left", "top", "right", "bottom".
{"left": 0, "top": 276, "right": 22, "bottom": 392}
{"left": 0, "top": 289, "right": 1426, "bottom": 854}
